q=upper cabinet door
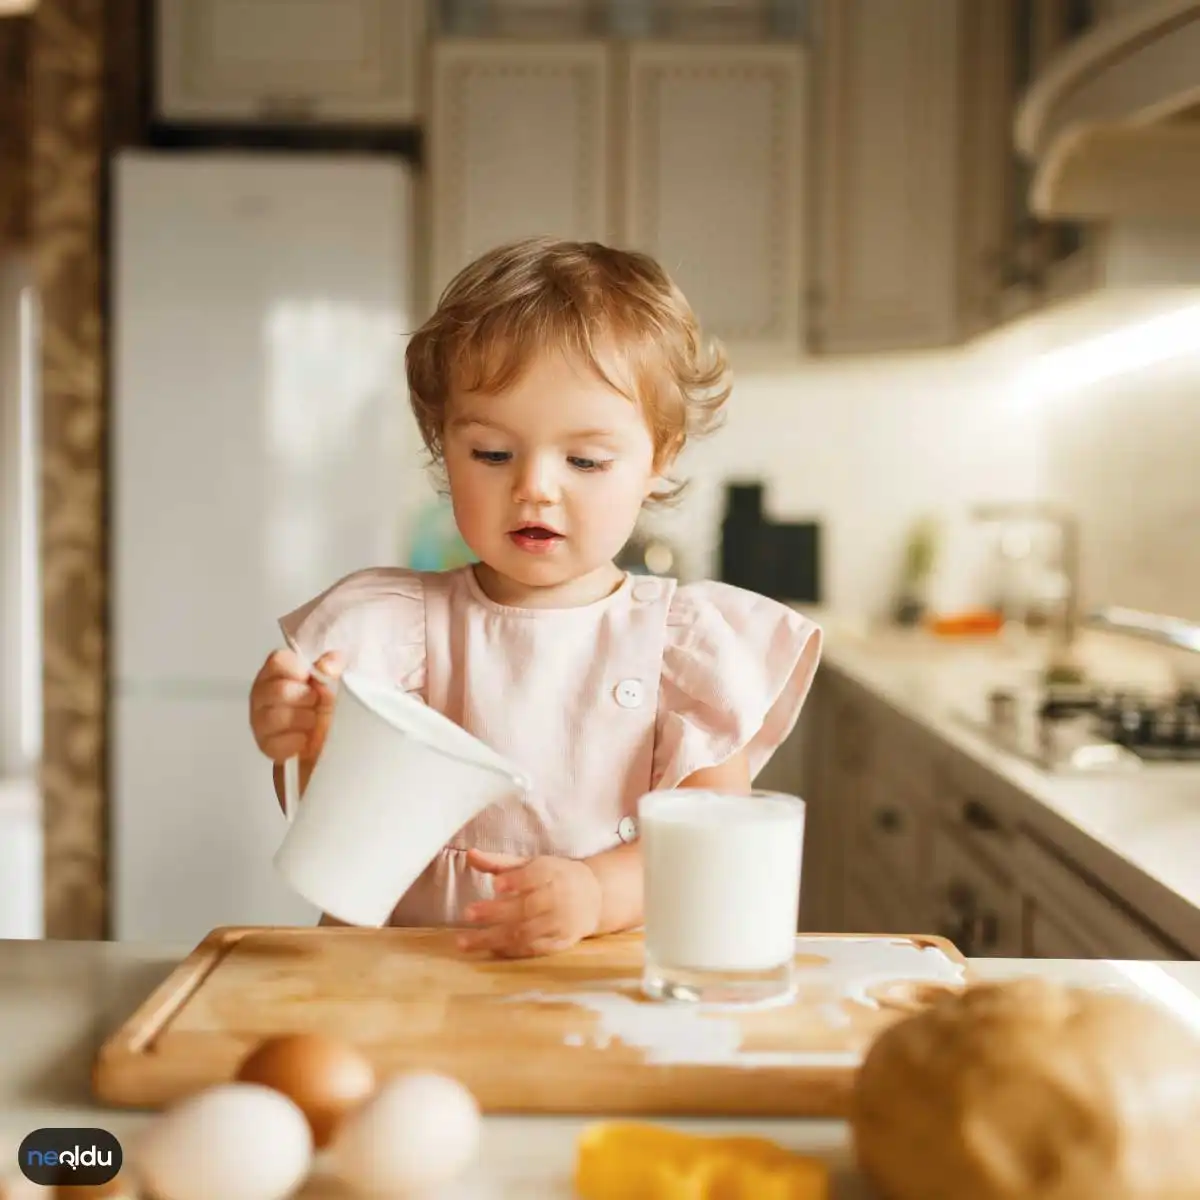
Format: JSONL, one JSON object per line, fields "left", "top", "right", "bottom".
{"left": 622, "top": 44, "right": 807, "bottom": 361}
{"left": 155, "top": 0, "right": 425, "bottom": 124}
{"left": 812, "top": 0, "right": 965, "bottom": 353}
{"left": 427, "top": 41, "right": 612, "bottom": 307}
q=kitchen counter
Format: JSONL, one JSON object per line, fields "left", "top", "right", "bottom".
{"left": 803, "top": 610, "right": 1200, "bottom": 956}
{"left": 2, "top": 936, "right": 1199, "bottom": 1198}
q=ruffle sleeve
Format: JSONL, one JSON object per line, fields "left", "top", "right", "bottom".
{"left": 654, "top": 581, "right": 822, "bottom": 790}
{"left": 277, "top": 567, "right": 427, "bottom": 699}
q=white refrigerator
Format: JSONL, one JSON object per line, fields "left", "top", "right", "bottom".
{"left": 110, "top": 150, "right": 427, "bottom": 942}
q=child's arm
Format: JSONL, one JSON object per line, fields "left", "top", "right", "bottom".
{"left": 583, "top": 750, "right": 753, "bottom": 935}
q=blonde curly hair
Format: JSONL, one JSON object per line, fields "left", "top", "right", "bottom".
{"left": 405, "top": 236, "right": 731, "bottom": 504}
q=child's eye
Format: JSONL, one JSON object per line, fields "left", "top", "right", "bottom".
{"left": 568, "top": 456, "right": 613, "bottom": 472}
{"left": 471, "top": 449, "right": 511, "bottom": 465}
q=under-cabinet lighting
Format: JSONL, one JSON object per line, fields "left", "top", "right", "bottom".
{"left": 1017, "top": 300, "right": 1200, "bottom": 400}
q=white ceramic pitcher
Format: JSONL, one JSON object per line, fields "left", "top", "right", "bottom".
{"left": 272, "top": 667, "right": 531, "bottom": 927}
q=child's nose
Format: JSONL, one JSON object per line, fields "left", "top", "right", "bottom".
{"left": 512, "top": 456, "right": 559, "bottom": 505}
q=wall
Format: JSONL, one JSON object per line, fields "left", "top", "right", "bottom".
{"left": 643, "top": 288, "right": 1200, "bottom": 629}
{"left": 1041, "top": 304, "right": 1200, "bottom": 624}
{"left": 641, "top": 337, "right": 1046, "bottom": 618}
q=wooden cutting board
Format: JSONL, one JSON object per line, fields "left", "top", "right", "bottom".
{"left": 93, "top": 926, "right": 970, "bottom": 1117}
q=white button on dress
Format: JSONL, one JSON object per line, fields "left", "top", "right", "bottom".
{"left": 614, "top": 679, "right": 644, "bottom": 708}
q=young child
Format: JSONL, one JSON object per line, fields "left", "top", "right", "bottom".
{"left": 249, "top": 235, "right": 822, "bottom": 958}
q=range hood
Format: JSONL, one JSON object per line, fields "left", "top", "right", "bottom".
{"left": 1015, "top": 0, "right": 1200, "bottom": 220}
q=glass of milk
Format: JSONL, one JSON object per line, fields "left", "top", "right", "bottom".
{"left": 638, "top": 789, "right": 805, "bottom": 1005}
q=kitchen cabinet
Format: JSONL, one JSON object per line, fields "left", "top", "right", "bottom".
{"left": 802, "top": 659, "right": 1189, "bottom": 960}
{"left": 842, "top": 865, "right": 904, "bottom": 936}
{"left": 808, "top": 0, "right": 1112, "bottom": 352}
{"left": 803, "top": 672, "right": 874, "bottom": 932}
{"left": 809, "top": 0, "right": 967, "bottom": 352}
{"left": 433, "top": 0, "right": 804, "bottom": 40}
{"left": 426, "top": 41, "right": 613, "bottom": 307}
{"left": 1025, "top": 900, "right": 1104, "bottom": 958}
{"left": 796, "top": 669, "right": 934, "bottom": 936}
{"left": 757, "top": 669, "right": 837, "bottom": 931}
{"left": 929, "top": 821, "right": 1025, "bottom": 957}
{"left": 1016, "top": 831, "right": 1185, "bottom": 960}
{"left": 849, "top": 712, "right": 935, "bottom": 934}
{"left": 622, "top": 43, "right": 806, "bottom": 360}
{"left": 427, "top": 39, "right": 807, "bottom": 356}
{"left": 994, "top": 0, "right": 1104, "bottom": 323}
{"left": 959, "top": 0, "right": 1024, "bottom": 338}
{"left": 155, "top": 0, "right": 426, "bottom": 125}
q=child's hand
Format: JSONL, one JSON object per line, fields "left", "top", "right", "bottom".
{"left": 457, "top": 849, "right": 602, "bottom": 958}
{"left": 249, "top": 648, "right": 345, "bottom": 764}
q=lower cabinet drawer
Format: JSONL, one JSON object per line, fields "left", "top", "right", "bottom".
{"left": 841, "top": 869, "right": 895, "bottom": 935}
{"left": 853, "top": 775, "right": 925, "bottom": 897}
{"left": 929, "top": 822, "right": 1024, "bottom": 957}
{"left": 1015, "top": 833, "right": 1184, "bottom": 960}
{"left": 842, "top": 861, "right": 929, "bottom": 937}
{"left": 1025, "top": 897, "right": 1109, "bottom": 959}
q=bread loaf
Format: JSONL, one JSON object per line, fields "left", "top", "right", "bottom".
{"left": 850, "top": 976, "right": 1200, "bottom": 1200}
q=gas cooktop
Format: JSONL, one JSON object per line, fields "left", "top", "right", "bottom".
{"left": 1087, "top": 687, "right": 1200, "bottom": 762}
{"left": 957, "top": 684, "right": 1200, "bottom": 774}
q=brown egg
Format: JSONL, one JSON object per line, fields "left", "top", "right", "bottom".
{"left": 235, "top": 1032, "right": 377, "bottom": 1147}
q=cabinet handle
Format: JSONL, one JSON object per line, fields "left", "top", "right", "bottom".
{"left": 961, "top": 799, "right": 1001, "bottom": 832}
{"left": 937, "top": 910, "right": 974, "bottom": 955}
{"left": 969, "top": 910, "right": 1000, "bottom": 951}
{"left": 874, "top": 807, "right": 902, "bottom": 834}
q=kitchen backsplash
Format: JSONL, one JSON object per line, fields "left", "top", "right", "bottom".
{"left": 645, "top": 291, "right": 1200, "bottom": 627}
{"left": 1043, "top": 326, "right": 1200, "bottom": 626}
{"left": 642, "top": 341, "right": 1045, "bottom": 616}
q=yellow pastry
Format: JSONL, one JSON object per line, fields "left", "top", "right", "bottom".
{"left": 574, "top": 1121, "right": 829, "bottom": 1200}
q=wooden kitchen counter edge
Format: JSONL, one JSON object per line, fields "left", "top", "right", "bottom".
{"left": 1, "top": 937, "right": 1199, "bottom": 1196}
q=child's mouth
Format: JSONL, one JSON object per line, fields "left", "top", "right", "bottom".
{"left": 509, "top": 524, "right": 563, "bottom": 553}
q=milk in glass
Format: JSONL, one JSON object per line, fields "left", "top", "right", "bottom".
{"left": 639, "top": 789, "right": 805, "bottom": 1005}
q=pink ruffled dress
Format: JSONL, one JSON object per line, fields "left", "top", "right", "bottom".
{"left": 279, "top": 565, "right": 822, "bottom": 926}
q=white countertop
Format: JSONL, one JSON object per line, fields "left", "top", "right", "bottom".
{"left": 803, "top": 610, "right": 1200, "bottom": 955}
{"left": 1, "top": 936, "right": 1199, "bottom": 1198}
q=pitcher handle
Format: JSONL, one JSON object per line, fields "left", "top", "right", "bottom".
{"left": 282, "top": 755, "right": 301, "bottom": 824}
{"left": 280, "top": 635, "right": 340, "bottom": 824}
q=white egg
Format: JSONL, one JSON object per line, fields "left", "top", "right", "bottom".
{"left": 327, "top": 1070, "right": 481, "bottom": 1195}
{"left": 132, "top": 1081, "right": 312, "bottom": 1200}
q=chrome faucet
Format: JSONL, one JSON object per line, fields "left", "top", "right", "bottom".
{"left": 1085, "top": 605, "right": 1200, "bottom": 655}
{"left": 970, "top": 502, "right": 1081, "bottom": 653}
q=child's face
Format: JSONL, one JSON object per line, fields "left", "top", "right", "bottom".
{"left": 443, "top": 348, "right": 661, "bottom": 600}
